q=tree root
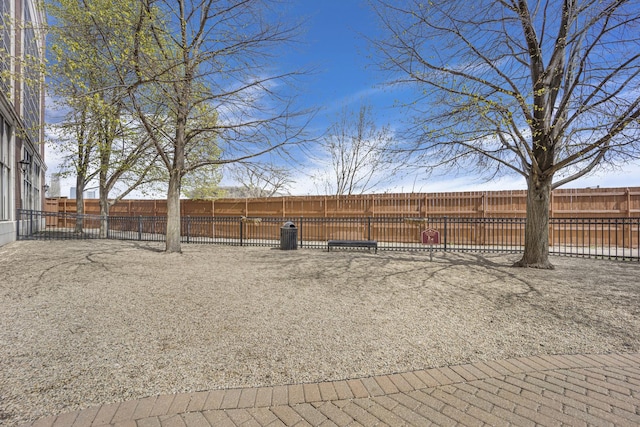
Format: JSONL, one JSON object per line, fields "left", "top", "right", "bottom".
{"left": 512, "top": 259, "right": 555, "bottom": 269}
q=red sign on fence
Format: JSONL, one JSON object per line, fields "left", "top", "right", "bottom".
{"left": 421, "top": 229, "right": 440, "bottom": 245}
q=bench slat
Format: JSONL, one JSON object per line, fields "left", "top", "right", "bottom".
{"left": 327, "top": 240, "right": 377, "bottom": 253}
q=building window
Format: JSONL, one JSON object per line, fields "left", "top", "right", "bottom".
{"left": 23, "top": 3, "right": 41, "bottom": 144}
{"left": 21, "top": 147, "right": 41, "bottom": 210}
{"left": 33, "top": 159, "right": 39, "bottom": 209}
{"left": 0, "top": 0, "right": 12, "bottom": 94}
{"left": 0, "top": 115, "right": 9, "bottom": 219}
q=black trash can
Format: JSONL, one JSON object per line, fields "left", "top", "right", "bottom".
{"left": 280, "top": 221, "right": 297, "bottom": 250}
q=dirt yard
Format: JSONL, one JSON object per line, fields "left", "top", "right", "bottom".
{"left": 0, "top": 240, "right": 639, "bottom": 425}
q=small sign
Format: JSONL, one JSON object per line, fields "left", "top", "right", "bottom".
{"left": 421, "top": 229, "right": 440, "bottom": 245}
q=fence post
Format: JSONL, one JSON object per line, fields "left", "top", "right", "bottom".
{"left": 621, "top": 217, "right": 625, "bottom": 252}
{"left": 138, "top": 216, "right": 143, "bottom": 241}
{"left": 444, "top": 216, "right": 448, "bottom": 251}
{"left": 636, "top": 218, "right": 639, "bottom": 262}
{"left": 239, "top": 218, "right": 243, "bottom": 246}
{"left": 367, "top": 217, "right": 371, "bottom": 241}
{"left": 299, "top": 217, "right": 303, "bottom": 248}
{"left": 615, "top": 217, "right": 619, "bottom": 253}
{"left": 186, "top": 216, "right": 191, "bottom": 244}
{"left": 106, "top": 216, "right": 110, "bottom": 239}
{"left": 16, "top": 210, "right": 20, "bottom": 240}
{"left": 29, "top": 210, "right": 34, "bottom": 235}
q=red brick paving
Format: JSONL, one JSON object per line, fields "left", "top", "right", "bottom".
{"left": 20, "top": 353, "right": 640, "bottom": 426}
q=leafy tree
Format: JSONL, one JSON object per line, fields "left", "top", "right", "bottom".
{"left": 46, "top": 0, "right": 162, "bottom": 236}
{"left": 125, "top": 0, "right": 309, "bottom": 252}
{"left": 314, "top": 103, "right": 394, "bottom": 195}
{"left": 181, "top": 165, "right": 224, "bottom": 199}
{"left": 47, "top": 95, "right": 96, "bottom": 233}
{"left": 369, "top": 0, "right": 640, "bottom": 268}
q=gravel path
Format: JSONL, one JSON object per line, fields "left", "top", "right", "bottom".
{"left": 1, "top": 240, "right": 639, "bottom": 426}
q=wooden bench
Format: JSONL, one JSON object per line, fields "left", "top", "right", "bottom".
{"left": 327, "top": 240, "right": 378, "bottom": 253}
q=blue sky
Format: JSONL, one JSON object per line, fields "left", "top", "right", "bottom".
{"left": 273, "top": 1, "right": 640, "bottom": 195}
{"left": 46, "top": 1, "right": 640, "bottom": 198}
{"left": 286, "top": 2, "right": 383, "bottom": 113}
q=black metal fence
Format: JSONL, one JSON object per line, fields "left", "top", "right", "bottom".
{"left": 16, "top": 210, "right": 640, "bottom": 261}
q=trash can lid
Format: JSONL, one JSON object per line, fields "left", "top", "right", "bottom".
{"left": 282, "top": 221, "right": 296, "bottom": 228}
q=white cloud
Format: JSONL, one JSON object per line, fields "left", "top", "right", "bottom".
{"left": 564, "top": 162, "right": 640, "bottom": 189}
{"left": 285, "top": 161, "right": 640, "bottom": 196}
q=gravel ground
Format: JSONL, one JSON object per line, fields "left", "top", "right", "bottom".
{"left": 1, "top": 240, "right": 639, "bottom": 425}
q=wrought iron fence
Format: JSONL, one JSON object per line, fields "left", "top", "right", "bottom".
{"left": 16, "top": 210, "right": 640, "bottom": 261}
{"left": 16, "top": 210, "right": 103, "bottom": 240}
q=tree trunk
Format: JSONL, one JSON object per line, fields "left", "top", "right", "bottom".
{"left": 514, "top": 176, "right": 554, "bottom": 269}
{"left": 99, "top": 191, "right": 109, "bottom": 238}
{"left": 165, "top": 169, "right": 182, "bottom": 253}
{"left": 98, "top": 138, "right": 110, "bottom": 239}
{"left": 74, "top": 177, "right": 85, "bottom": 234}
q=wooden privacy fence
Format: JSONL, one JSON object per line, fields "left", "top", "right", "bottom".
{"left": 46, "top": 186, "right": 640, "bottom": 219}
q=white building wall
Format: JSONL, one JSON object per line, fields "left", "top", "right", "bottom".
{"left": 0, "top": 220, "right": 15, "bottom": 246}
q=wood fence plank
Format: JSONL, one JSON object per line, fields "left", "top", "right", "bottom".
{"left": 47, "top": 187, "right": 640, "bottom": 220}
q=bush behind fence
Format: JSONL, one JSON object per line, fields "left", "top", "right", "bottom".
{"left": 17, "top": 210, "right": 640, "bottom": 261}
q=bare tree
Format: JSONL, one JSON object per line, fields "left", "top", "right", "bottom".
{"left": 314, "top": 103, "right": 394, "bottom": 195}
{"left": 126, "top": 0, "right": 309, "bottom": 252}
{"left": 230, "top": 163, "right": 293, "bottom": 197}
{"left": 369, "top": 0, "right": 640, "bottom": 268}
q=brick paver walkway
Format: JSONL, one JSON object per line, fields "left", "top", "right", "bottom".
{"left": 23, "top": 353, "right": 640, "bottom": 426}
